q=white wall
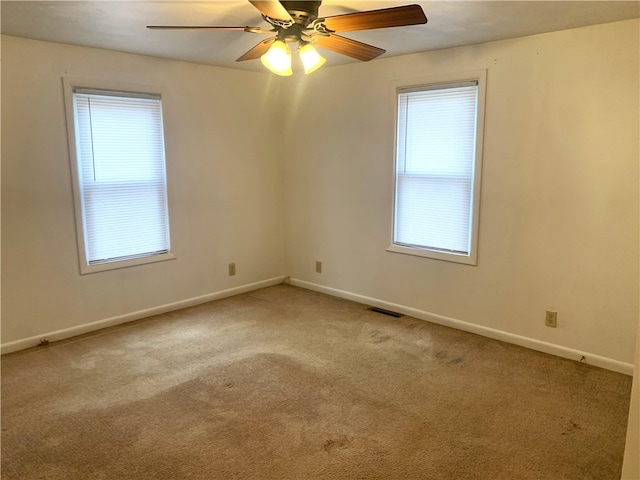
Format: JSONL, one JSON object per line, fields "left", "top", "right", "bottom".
{"left": 621, "top": 96, "right": 640, "bottom": 476}
{"left": 282, "top": 19, "right": 639, "bottom": 368}
{"left": 1, "top": 35, "right": 285, "bottom": 346}
{"left": 2, "top": 20, "right": 639, "bottom": 370}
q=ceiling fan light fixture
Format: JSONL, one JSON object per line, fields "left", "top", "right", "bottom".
{"left": 260, "top": 39, "right": 293, "bottom": 76}
{"left": 298, "top": 43, "right": 326, "bottom": 74}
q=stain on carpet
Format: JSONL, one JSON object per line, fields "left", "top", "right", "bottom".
{"left": 369, "top": 330, "right": 391, "bottom": 344}
{"left": 323, "top": 435, "right": 352, "bottom": 452}
{"left": 562, "top": 420, "right": 582, "bottom": 436}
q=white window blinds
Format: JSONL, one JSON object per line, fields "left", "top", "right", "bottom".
{"left": 73, "top": 89, "right": 171, "bottom": 265}
{"left": 394, "top": 82, "right": 478, "bottom": 256}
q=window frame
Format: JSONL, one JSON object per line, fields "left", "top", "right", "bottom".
{"left": 63, "top": 77, "right": 175, "bottom": 274}
{"left": 387, "top": 70, "right": 487, "bottom": 266}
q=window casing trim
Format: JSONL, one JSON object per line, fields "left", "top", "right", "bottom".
{"left": 387, "top": 69, "right": 487, "bottom": 266}
{"left": 62, "top": 77, "right": 175, "bottom": 275}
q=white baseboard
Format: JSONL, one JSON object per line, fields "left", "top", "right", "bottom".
{"left": 288, "top": 278, "right": 634, "bottom": 376}
{"left": 1, "top": 276, "right": 286, "bottom": 355}
{"left": 4, "top": 275, "right": 634, "bottom": 376}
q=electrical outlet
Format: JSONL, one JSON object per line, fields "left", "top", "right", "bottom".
{"left": 228, "top": 262, "right": 236, "bottom": 276}
{"left": 545, "top": 310, "right": 557, "bottom": 328}
{"left": 315, "top": 261, "right": 322, "bottom": 273}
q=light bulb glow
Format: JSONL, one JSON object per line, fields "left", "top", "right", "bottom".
{"left": 261, "top": 40, "right": 293, "bottom": 76}
{"left": 299, "top": 43, "right": 326, "bottom": 74}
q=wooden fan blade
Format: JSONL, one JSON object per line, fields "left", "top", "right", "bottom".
{"left": 249, "top": 0, "right": 293, "bottom": 22}
{"left": 236, "top": 37, "right": 276, "bottom": 61}
{"left": 314, "top": 34, "right": 385, "bottom": 61}
{"left": 147, "top": 25, "right": 255, "bottom": 31}
{"left": 321, "top": 5, "right": 427, "bottom": 33}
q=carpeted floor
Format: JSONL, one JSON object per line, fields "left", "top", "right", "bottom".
{"left": 1, "top": 285, "right": 633, "bottom": 479}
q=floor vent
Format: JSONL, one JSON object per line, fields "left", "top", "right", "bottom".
{"left": 368, "top": 307, "right": 403, "bottom": 318}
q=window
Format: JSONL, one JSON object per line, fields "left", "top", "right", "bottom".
{"left": 388, "top": 71, "right": 486, "bottom": 265}
{"left": 64, "top": 79, "right": 174, "bottom": 274}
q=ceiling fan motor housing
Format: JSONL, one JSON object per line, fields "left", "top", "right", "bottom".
{"left": 279, "top": 1, "right": 322, "bottom": 26}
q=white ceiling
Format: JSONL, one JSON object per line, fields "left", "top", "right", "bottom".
{"left": 2, "top": 1, "right": 639, "bottom": 72}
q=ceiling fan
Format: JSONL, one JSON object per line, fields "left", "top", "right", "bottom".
{"left": 147, "top": 1, "right": 428, "bottom": 75}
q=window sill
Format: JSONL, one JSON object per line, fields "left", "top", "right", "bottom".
{"left": 79, "top": 251, "right": 176, "bottom": 275}
{"left": 386, "top": 244, "right": 477, "bottom": 266}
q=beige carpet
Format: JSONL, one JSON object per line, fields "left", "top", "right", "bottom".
{"left": 1, "top": 285, "right": 633, "bottom": 479}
